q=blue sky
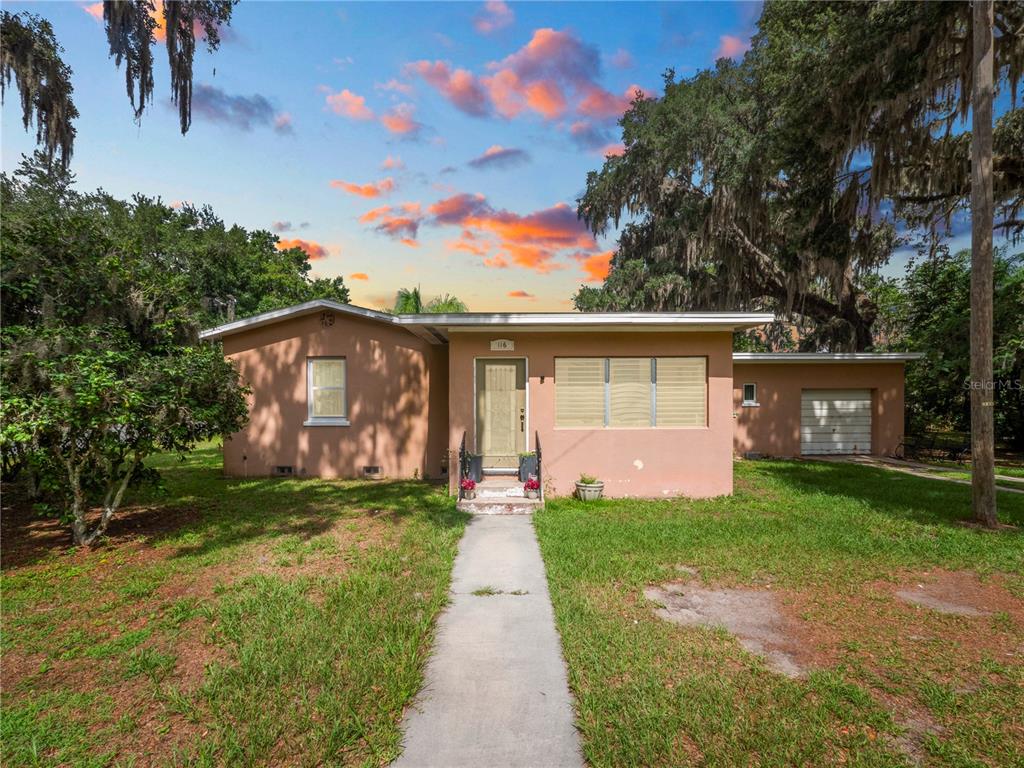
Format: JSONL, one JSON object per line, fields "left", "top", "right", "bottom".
{"left": 0, "top": 2, "right": 1004, "bottom": 310}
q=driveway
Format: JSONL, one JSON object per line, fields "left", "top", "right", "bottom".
{"left": 815, "top": 454, "right": 1024, "bottom": 494}
{"left": 393, "top": 516, "right": 584, "bottom": 768}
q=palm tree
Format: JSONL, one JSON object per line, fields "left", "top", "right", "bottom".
{"left": 425, "top": 294, "right": 468, "bottom": 313}
{"left": 393, "top": 287, "right": 424, "bottom": 314}
{"left": 392, "top": 287, "right": 467, "bottom": 314}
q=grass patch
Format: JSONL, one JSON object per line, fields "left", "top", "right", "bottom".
{"left": 535, "top": 459, "right": 1024, "bottom": 767}
{"left": 2, "top": 444, "right": 467, "bottom": 766}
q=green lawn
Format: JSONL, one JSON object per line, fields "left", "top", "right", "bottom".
{"left": 1, "top": 446, "right": 466, "bottom": 767}
{"left": 535, "top": 460, "right": 1024, "bottom": 768}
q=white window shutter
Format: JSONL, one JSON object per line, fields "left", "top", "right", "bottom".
{"left": 555, "top": 358, "right": 605, "bottom": 427}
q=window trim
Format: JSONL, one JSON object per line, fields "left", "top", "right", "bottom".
{"left": 554, "top": 356, "right": 707, "bottom": 429}
{"left": 741, "top": 382, "right": 759, "bottom": 407}
{"left": 305, "top": 357, "right": 350, "bottom": 427}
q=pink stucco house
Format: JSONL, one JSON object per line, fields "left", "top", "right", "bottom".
{"left": 200, "top": 300, "right": 920, "bottom": 499}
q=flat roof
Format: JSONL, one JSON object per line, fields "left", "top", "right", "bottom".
{"left": 733, "top": 352, "right": 923, "bottom": 363}
{"left": 199, "top": 299, "right": 775, "bottom": 343}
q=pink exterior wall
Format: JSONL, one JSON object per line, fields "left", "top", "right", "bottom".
{"left": 221, "top": 312, "right": 449, "bottom": 479}
{"left": 447, "top": 331, "right": 735, "bottom": 498}
{"left": 732, "top": 362, "right": 907, "bottom": 458}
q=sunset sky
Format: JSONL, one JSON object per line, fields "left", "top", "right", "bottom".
{"left": 1, "top": 1, "right": 768, "bottom": 310}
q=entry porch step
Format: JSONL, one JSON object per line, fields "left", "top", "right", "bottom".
{"left": 456, "top": 497, "right": 543, "bottom": 515}
{"left": 458, "top": 476, "right": 543, "bottom": 515}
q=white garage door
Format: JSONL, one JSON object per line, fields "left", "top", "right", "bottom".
{"left": 800, "top": 389, "right": 872, "bottom": 455}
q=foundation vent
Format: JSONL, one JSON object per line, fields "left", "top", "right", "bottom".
{"left": 362, "top": 465, "right": 384, "bottom": 480}
{"left": 272, "top": 465, "right": 295, "bottom": 477}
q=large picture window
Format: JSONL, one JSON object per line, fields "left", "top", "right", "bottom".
{"left": 555, "top": 357, "right": 706, "bottom": 428}
{"left": 306, "top": 358, "right": 348, "bottom": 426}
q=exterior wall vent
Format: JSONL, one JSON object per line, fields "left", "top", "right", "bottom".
{"left": 362, "top": 465, "right": 384, "bottom": 480}
{"left": 272, "top": 465, "right": 295, "bottom": 477}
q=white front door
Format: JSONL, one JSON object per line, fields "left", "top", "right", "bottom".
{"left": 476, "top": 359, "right": 526, "bottom": 468}
{"left": 800, "top": 389, "right": 872, "bottom": 455}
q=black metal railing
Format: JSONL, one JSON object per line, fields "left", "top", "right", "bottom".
{"left": 535, "top": 430, "right": 542, "bottom": 502}
{"left": 457, "top": 431, "right": 468, "bottom": 500}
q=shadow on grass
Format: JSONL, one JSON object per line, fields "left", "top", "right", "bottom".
{"left": 762, "top": 459, "right": 1024, "bottom": 529}
{"left": 2, "top": 447, "right": 464, "bottom": 570}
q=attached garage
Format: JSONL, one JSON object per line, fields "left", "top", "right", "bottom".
{"left": 800, "top": 389, "right": 872, "bottom": 455}
{"left": 732, "top": 353, "right": 922, "bottom": 459}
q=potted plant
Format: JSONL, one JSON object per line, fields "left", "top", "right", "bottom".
{"left": 460, "top": 477, "right": 477, "bottom": 500}
{"left": 575, "top": 473, "right": 604, "bottom": 501}
{"left": 523, "top": 477, "right": 540, "bottom": 500}
{"left": 518, "top": 451, "right": 538, "bottom": 481}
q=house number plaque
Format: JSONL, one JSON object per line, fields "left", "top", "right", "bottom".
{"left": 490, "top": 339, "right": 515, "bottom": 351}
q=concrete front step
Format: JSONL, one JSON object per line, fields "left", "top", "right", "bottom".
{"left": 456, "top": 497, "right": 543, "bottom": 515}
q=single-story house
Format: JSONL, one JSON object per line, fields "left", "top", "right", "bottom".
{"left": 200, "top": 300, "right": 921, "bottom": 498}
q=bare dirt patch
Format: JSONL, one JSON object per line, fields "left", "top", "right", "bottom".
{"left": 644, "top": 582, "right": 805, "bottom": 677}
{"left": 891, "top": 569, "right": 1015, "bottom": 617}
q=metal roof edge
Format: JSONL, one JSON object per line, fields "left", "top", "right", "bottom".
{"left": 732, "top": 352, "right": 924, "bottom": 363}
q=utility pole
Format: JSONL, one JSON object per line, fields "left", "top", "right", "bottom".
{"left": 970, "top": 0, "right": 996, "bottom": 526}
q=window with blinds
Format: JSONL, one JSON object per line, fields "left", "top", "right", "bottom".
{"left": 609, "top": 358, "right": 652, "bottom": 427}
{"left": 307, "top": 358, "right": 348, "bottom": 425}
{"left": 554, "top": 356, "right": 706, "bottom": 428}
{"left": 555, "top": 358, "right": 606, "bottom": 427}
{"left": 655, "top": 357, "right": 706, "bottom": 426}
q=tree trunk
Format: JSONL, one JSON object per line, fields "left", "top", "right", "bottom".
{"left": 970, "top": 0, "right": 997, "bottom": 527}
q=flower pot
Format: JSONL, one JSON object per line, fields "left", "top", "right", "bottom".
{"left": 525, "top": 489, "right": 539, "bottom": 500}
{"left": 575, "top": 481, "right": 604, "bottom": 501}
{"left": 518, "top": 453, "right": 538, "bottom": 482}
{"left": 463, "top": 489, "right": 476, "bottom": 500}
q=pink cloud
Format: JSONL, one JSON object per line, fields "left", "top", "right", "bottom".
{"left": 483, "top": 254, "right": 509, "bottom": 268}
{"left": 406, "top": 60, "right": 489, "bottom": 117}
{"left": 474, "top": 1, "right": 514, "bottom": 34}
{"left": 325, "top": 88, "right": 374, "bottom": 120}
{"left": 276, "top": 238, "right": 328, "bottom": 260}
{"left": 714, "top": 34, "right": 750, "bottom": 60}
{"left": 376, "top": 78, "right": 415, "bottom": 95}
{"left": 507, "top": 290, "right": 536, "bottom": 300}
{"left": 380, "top": 103, "right": 422, "bottom": 135}
{"left": 350, "top": 272, "right": 369, "bottom": 281}
{"left": 273, "top": 112, "right": 294, "bottom": 133}
{"left": 381, "top": 154, "right": 404, "bottom": 170}
{"left": 572, "top": 250, "right": 613, "bottom": 282}
{"left": 330, "top": 177, "right": 396, "bottom": 198}
{"left": 82, "top": 2, "right": 103, "bottom": 21}
{"left": 599, "top": 143, "right": 626, "bottom": 157}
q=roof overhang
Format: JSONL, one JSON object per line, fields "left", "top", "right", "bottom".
{"left": 199, "top": 301, "right": 775, "bottom": 344}
{"left": 198, "top": 300, "right": 396, "bottom": 341}
{"left": 732, "top": 352, "right": 924, "bottom": 363}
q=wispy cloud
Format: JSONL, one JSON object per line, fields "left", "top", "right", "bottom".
{"left": 350, "top": 272, "right": 369, "bottom": 280}
{"left": 325, "top": 88, "right": 375, "bottom": 120}
{"left": 507, "top": 290, "right": 536, "bottom": 300}
{"left": 609, "top": 48, "right": 634, "bottom": 69}
{"left": 406, "top": 60, "right": 490, "bottom": 117}
{"left": 468, "top": 145, "right": 530, "bottom": 169}
{"left": 330, "top": 177, "right": 396, "bottom": 198}
{"left": 276, "top": 238, "right": 328, "bottom": 260}
{"left": 474, "top": 0, "right": 514, "bottom": 34}
{"left": 190, "top": 84, "right": 291, "bottom": 134}
{"left": 714, "top": 34, "right": 750, "bottom": 60}
{"left": 381, "top": 154, "right": 405, "bottom": 170}
{"left": 380, "top": 103, "right": 422, "bottom": 136}
{"left": 571, "top": 250, "right": 613, "bottom": 282}
{"left": 358, "top": 202, "right": 423, "bottom": 241}
{"left": 272, "top": 220, "right": 310, "bottom": 233}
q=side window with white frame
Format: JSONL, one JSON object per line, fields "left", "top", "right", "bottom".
{"left": 742, "top": 382, "right": 758, "bottom": 406}
{"left": 306, "top": 357, "right": 348, "bottom": 425}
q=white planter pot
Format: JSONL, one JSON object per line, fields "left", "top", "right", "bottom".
{"left": 525, "top": 489, "right": 539, "bottom": 500}
{"left": 463, "top": 489, "right": 476, "bottom": 500}
{"left": 575, "top": 482, "right": 604, "bottom": 501}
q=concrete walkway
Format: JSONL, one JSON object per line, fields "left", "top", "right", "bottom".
{"left": 393, "top": 516, "right": 584, "bottom": 768}
{"left": 816, "top": 455, "right": 1024, "bottom": 494}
